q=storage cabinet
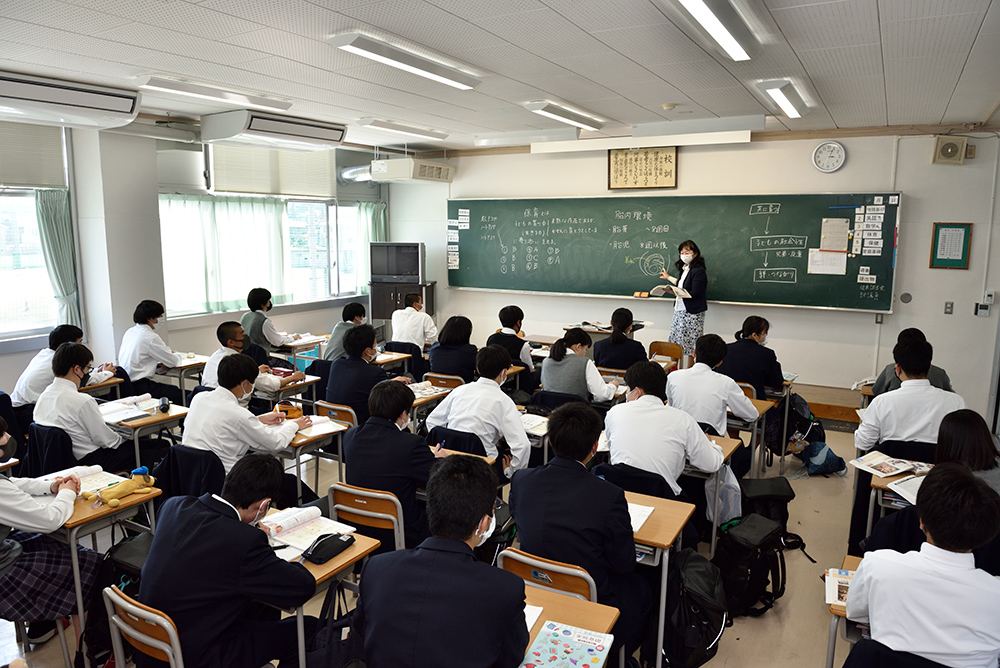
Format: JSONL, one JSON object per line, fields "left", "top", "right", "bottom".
{"left": 369, "top": 281, "right": 435, "bottom": 320}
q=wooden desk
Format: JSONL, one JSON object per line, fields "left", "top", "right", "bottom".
{"left": 525, "top": 333, "right": 559, "bottom": 346}
{"left": 428, "top": 445, "right": 495, "bottom": 464}
{"left": 524, "top": 587, "right": 619, "bottom": 645}
{"left": 729, "top": 397, "right": 776, "bottom": 478}
{"left": 114, "top": 405, "right": 189, "bottom": 468}
{"left": 54, "top": 489, "right": 161, "bottom": 668}
{"left": 160, "top": 354, "right": 210, "bottom": 406}
{"left": 274, "top": 335, "right": 328, "bottom": 369}
{"left": 624, "top": 491, "right": 695, "bottom": 668}
{"left": 372, "top": 351, "right": 411, "bottom": 372}
{"left": 0, "top": 458, "right": 19, "bottom": 474}
{"left": 508, "top": 364, "right": 526, "bottom": 390}
{"left": 650, "top": 354, "right": 678, "bottom": 372}
{"left": 283, "top": 419, "right": 351, "bottom": 502}
{"left": 826, "top": 555, "right": 863, "bottom": 668}
{"left": 411, "top": 386, "right": 451, "bottom": 409}
{"left": 860, "top": 384, "right": 874, "bottom": 407}
{"left": 79, "top": 376, "right": 123, "bottom": 400}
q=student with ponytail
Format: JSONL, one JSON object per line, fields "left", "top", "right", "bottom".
{"left": 715, "top": 315, "right": 783, "bottom": 401}
{"left": 593, "top": 308, "right": 647, "bottom": 370}
{"left": 541, "top": 328, "right": 619, "bottom": 401}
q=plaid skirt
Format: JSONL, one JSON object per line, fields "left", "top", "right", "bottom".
{"left": 0, "top": 531, "right": 101, "bottom": 621}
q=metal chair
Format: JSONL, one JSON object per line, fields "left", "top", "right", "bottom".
{"left": 422, "top": 372, "right": 465, "bottom": 389}
{"left": 329, "top": 482, "right": 405, "bottom": 552}
{"left": 497, "top": 547, "right": 597, "bottom": 601}
{"left": 103, "top": 585, "right": 185, "bottom": 668}
{"left": 312, "top": 401, "right": 359, "bottom": 482}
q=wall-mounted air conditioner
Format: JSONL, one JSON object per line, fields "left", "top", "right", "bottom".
{"left": 0, "top": 71, "right": 140, "bottom": 129}
{"left": 370, "top": 158, "right": 455, "bottom": 182}
{"left": 200, "top": 110, "right": 346, "bottom": 152}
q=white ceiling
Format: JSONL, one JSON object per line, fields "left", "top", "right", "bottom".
{"left": 2, "top": 0, "right": 998, "bottom": 150}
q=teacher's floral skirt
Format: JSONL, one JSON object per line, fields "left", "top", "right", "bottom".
{"left": 668, "top": 310, "right": 705, "bottom": 357}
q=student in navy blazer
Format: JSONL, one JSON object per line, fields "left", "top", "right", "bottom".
{"left": 593, "top": 307, "right": 647, "bottom": 370}
{"left": 428, "top": 315, "right": 478, "bottom": 382}
{"left": 354, "top": 455, "right": 529, "bottom": 668}
{"left": 137, "top": 454, "right": 316, "bottom": 668}
{"left": 325, "top": 324, "right": 410, "bottom": 424}
{"left": 510, "top": 403, "right": 652, "bottom": 657}
{"left": 344, "top": 380, "right": 446, "bottom": 547}
{"left": 715, "top": 315, "right": 784, "bottom": 400}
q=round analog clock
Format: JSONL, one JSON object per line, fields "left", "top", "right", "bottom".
{"left": 813, "top": 141, "right": 846, "bottom": 173}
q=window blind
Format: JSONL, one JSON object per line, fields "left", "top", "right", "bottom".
{"left": 212, "top": 144, "right": 336, "bottom": 197}
{"left": 0, "top": 121, "right": 66, "bottom": 188}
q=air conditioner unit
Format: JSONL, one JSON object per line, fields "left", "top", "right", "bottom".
{"left": 0, "top": 71, "right": 140, "bottom": 129}
{"left": 370, "top": 158, "right": 455, "bottom": 182}
{"left": 200, "top": 110, "right": 346, "bottom": 152}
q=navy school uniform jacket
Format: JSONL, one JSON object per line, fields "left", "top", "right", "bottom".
{"left": 714, "top": 337, "right": 783, "bottom": 401}
{"left": 325, "top": 355, "right": 389, "bottom": 424}
{"left": 593, "top": 337, "right": 647, "bottom": 370}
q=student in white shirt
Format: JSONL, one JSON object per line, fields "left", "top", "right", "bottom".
{"left": 605, "top": 360, "right": 723, "bottom": 497}
{"left": 855, "top": 338, "right": 967, "bottom": 452}
{"left": 426, "top": 345, "right": 530, "bottom": 478}
{"left": 847, "top": 462, "right": 1000, "bottom": 668}
{"left": 240, "top": 287, "right": 300, "bottom": 370}
{"left": 183, "top": 354, "right": 316, "bottom": 508}
{"left": 34, "top": 343, "right": 166, "bottom": 471}
{"left": 118, "top": 299, "right": 184, "bottom": 404}
{"left": 324, "top": 302, "right": 366, "bottom": 361}
{"left": 11, "top": 324, "right": 114, "bottom": 424}
{"left": 203, "top": 322, "right": 304, "bottom": 413}
{"left": 390, "top": 294, "right": 437, "bottom": 349}
{"left": 540, "top": 328, "right": 618, "bottom": 402}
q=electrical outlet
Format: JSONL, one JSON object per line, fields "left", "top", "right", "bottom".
{"left": 986, "top": 291, "right": 996, "bottom": 305}
{"left": 875, "top": 313, "right": 883, "bottom": 324}
{"left": 944, "top": 301, "right": 954, "bottom": 314}
{"left": 967, "top": 144, "right": 976, "bottom": 159}
{"left": 976, "top": 303, "right": 991, "bottom": 317}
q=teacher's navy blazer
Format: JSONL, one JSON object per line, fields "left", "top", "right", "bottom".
{"left": 324, "top": 355, "right": 390, "bottom": 424}
{"left": 355, "top": 537, "right": 528, "bottom": 668}
{"left": 137, "top": 494, "right": 315, "bottom": 668}
{"left": 677, "top": 264, "right": 708, "bottom": 314}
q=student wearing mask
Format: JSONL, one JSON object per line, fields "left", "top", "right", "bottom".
{"left": 540, "top": 328, "right": 618, "bottom": 402}
{"left": 871, "top": 328, "right": 953, "bottom": 396}
{"left": 390, "top": 294, "right": 437, "bottom": 349}
{"left": 658, "top": 239, "right": 708, "bottom": 357}
{"left": 323, "top": 302, "right": 366, "bottom": 361}
{"left": 715, "top": 315, "right": 783, "bottom": 401}
{"left": 325, "top": 324, "right": 410, "bottom": 425}
{"left": 118, "top": 299, "right": 184, "bottom": 404}
{"left": 592, "top": 307, "right": 646, "bottom": 370}
{"left": 240, "top": 287, "right": 300, "bottom": 369}
{"left": 428, "top": 315, "right": 478, "bottom": 383}
{"left": 486, "top": 305, "right": 538, "bottom": 391}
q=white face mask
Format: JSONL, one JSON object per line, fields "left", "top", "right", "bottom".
{"left": 626, "top": 387, "right": 640, "bottom": 402}
{"left": 252, "top": 499, "right": 270, "bottom": 526}
{"left": 239, "top": 381, "right": 253, "bottom": 401}
{"left": 680, "top": 253, "right": 694, "bottom": 264}
{"left": 476, "top": 513, "right": 497, "bottom": 547}
{"left": 360, "top": 316, "right": 368, "bottom": 325}
{"left": 399, "top": 415, "right": 412, "bottom": 431}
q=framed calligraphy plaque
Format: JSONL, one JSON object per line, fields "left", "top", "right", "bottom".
{"left": 608, "top": 146, "right": 676, "bottom": 190}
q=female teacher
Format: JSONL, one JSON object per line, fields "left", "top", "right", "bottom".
{"left": 659, "top": 239, "right": 707, "bottom": 357}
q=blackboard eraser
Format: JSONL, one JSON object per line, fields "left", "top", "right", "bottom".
{"left": 634, "top": 291, "right": 649, "bottom": 298}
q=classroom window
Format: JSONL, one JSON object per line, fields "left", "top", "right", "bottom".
{"left": 0, "top": 190, "right": 61, "bottom": 338}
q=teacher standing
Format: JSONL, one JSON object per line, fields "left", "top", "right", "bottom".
{"left": 659, "top": 240, "right": 707, "bottom": 357}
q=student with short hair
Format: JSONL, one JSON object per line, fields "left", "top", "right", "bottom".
{"left": 239, "top": 287, "right": 300, "bottom": 370}
{"left": 202, "top": 322, "right": 304, "bottom": 411}
{"left": 34, "top": 342, "right": 165, "bottom": 470}
{"left": 666, "top": 333, "right": 758, "bottom": 437}
{"left": 510, "top": 403, "right": 651, "bottom": 657}
{"left": 592, "top": 307, "right": 646, "bottom": 370}
{"left": 847, "top": 462, "right": 1000, "bottom": 668}
{"left": 344, "top": 381, "right": 448, "bottom": 548}
{"left": 354, "top": 455, "right": 528, "bottom": 668}
{"left": 139, "top": 453, "right": 317, "bottom": 668}
{"left": 390, "top": 294, "right": 437, "bottom": 349}
{"left": 183, "top": 354, "right": 316, "bottom": 507}
{"left": 425, "top": 345, "right": 530, "bottom": 476}
{"left": 715, "top": 315, "right": 783, "bottom": 401}
{"left": 428, "top": 315, "right": 478, "bottom": 382}
{"left": 325, "top": 324, "right": 410, "bottom": 425}
{"left": 117, "top": 299, "right": 184, "bottom": 404}
{"left": 486, "top": 305, "right": 534, "bottom": 371}
{"left": 872, "top": 327, "right": 953, "bottom": 396}
{"left": 323, "top": 302, "right": 366, "bottom": 361}
{"left": 935, "top": 409, "right": 1000, "bottom": 495}
{"left": 540, "top": 327, "right": 618, "bottom": 402}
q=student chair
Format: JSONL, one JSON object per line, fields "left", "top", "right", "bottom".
{"left": 528, "top": 390, "right": 586, "bottom": 411}
{"left": 314, "top": 401, "right": 359, "bottom": 428}
{"left": 103, "top": 585, "right": 185, "bottom": 668}
{"left": 185, "top": 384, "right": 213, "bottom": 405}
{"left": 426, "top": 426, "right": 486, "bottom": 457}
{"left": 151, "top": 445, "right": 226, "bottom": 508}
{"left": 304, "top": 359, "right": 334, "bottom": 400}
{"left": 497, "top": 548, "right": 597, "bottom": 601}
{"left": 596, "top": 367, "right": 628, "bottom": 381}
{"left": 842, "top": 638, "right": 948, "bottom": 668}
{"left": 329, "top": 482, "right": 406, "bottom": 553}
{"left": 422, "top": 372, "right": 465, "bottom": 389}
{"left": 649, "top": 341, "right": 683, "bottom": 362}
{"left": 593, "top": 462, "right": 699, "bottom": 548}
{"left": 242, "top": 342, "right": 268, "bottom": 367}
{"left": 22, "top": 424, "right": 77, "bottom": 477}
{"left": 384, "top": 341, "right": 428, "bottom": 380}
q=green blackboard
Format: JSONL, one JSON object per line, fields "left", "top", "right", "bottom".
{"left": 446, "top": 193, "right": 899, "bottom": 312}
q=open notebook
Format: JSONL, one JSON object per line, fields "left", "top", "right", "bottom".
{"left": 42, "top": 465, "right": 125, "bottom": 495}
{"left": 99, "top": 394, "right": 159, "bottom": 424}
{"left": 261, "top": 506, "right": 356, "bottom": 552}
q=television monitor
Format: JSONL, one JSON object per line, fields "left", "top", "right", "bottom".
{"left": 370, "top": 242, "right": 425, "bottom": 283}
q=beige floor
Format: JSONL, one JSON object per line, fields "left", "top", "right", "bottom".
{"left": 7, "top": 429, "right": 861, "bottom": 668}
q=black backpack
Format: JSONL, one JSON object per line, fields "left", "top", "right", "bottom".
{"left": 711, "top": 514, "right": 785, "bottom": 618}
{"left": 643, "top": 548, "right": 727, "bottom": 668}
{"left": 763, "top": 393, "right": 823, "bottom": 456}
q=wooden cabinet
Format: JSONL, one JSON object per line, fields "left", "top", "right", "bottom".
{"left": 369, "top": 281, "right": 435, "bottom": 320}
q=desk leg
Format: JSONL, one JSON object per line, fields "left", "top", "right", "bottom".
{"left": 68, "top": 526, "right": 91, "bottom": 668}
{"left": 866, "top": 489, "right": 877, "bottom": 537}
{"left": 543, "top": 435, "right": 549, "bottom": 465}
{"left": 757, "top": 412, "right": 767, "bottom": 477}
{"left": 779, "top": 386, "right": 791, "bottom": 475}
{"left": 826, "top": 613, "right": 838, "bottom": 668}
{"left": 337, "top": 433, "right": 345, "bottom": 483}
{"left": 654, "top": 548, "right": 669, "bottom": 668}
{"left": 296, "top": 605, "right": 306, "bottom": 668}
{"left": 132, "top": 431, "right": 142, "bottom": 470}
{"left": 114, "top": 384, "right": 121, "bottom": 400}
{"left": 295, "top": 448, "right": 304, "bottom": 504}
{"left": 710, "top": 469, "right": 721, "bottom": 559}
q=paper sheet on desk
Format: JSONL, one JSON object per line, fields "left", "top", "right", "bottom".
{"left": 627, "top": 503, "right": 653, "bottom": 533}
{"left": 524, "top": 604, "right": 542, "bottom": 632}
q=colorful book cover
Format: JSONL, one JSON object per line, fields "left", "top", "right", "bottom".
{"left": 520, "top": 621, "right": 613, "bottom": 668}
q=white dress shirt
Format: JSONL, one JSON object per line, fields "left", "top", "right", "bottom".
{"left": 854, "top": 379, "right": 967, "bottom": 451}
{"left": 118, "top": 323, "right": 182, "bottom": 381}
{"left": 499, "top": 327, "right": 535, "bottom": 371}
{"left": 390, "top": 306, "right": 438, "bottom": 348}
{"left": 11, "top": 347, "right": 112, "bottom": 407}
{"left": 425, "top": 377, "right": 530, "bottom": 471}
{"left": 33, "top": 377, "right": 123, "bottom": 459}
{"left": 673, "top": 265, "right": 689, "bottom": 312}
{"left": 0, "top": 476, "right": 76, "bottom": 533}
{"left": 666, "top": 362, "right": 759, "bottom": 436}
{"left": 182, "top": 386, "right": 299, "bottom": 472}
{"left": 257, "top": 312, "right": 297, "bottom": 347}
{"left": 565, "top": 349, "right": 617, "bottom": 402}
{"left": 202, "top": 347, "right": 281, "bottom": 407}
{"left": 605, "top": 394, "right": 723, "bottom": 495}
{"left": 847, "top": 543, "right": 1000, "bottom": 668}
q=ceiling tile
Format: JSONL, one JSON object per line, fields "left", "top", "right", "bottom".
{"left": 92, "top": 22, "right": 270, "bottom": 65}
{"left": 811, "top": 75, "right": 887, "bottom": 127}
{"left": 553, "top": 50, "right": 661, "bottom": 87}
{"left": 475, "top": 7, "right": 612, "bottom": 60}
{"left": 881, "top": 11, "right": 985, "bottom": 58}
{"left": 770, "top": 0, "right": 880, "bottom": 50}
{"left": 0, "top": 0, "right": 132, "bottom": 36}
{"left": 878, "top": 0, "right": 990, "bottom": 23}
{"left": 199, "top": 0, "right": 353, "bottom": 39}
{"left": 541, "top": 0, "right": 670, "bottom": 32}
{"left": 593, "top": 22, "right": 710, "bottom": 65}
{"left": 424, "top": 0, "right": 547, "bottom": 21}
{"left": 797, "top": 44, "right": 883, "bottom": 79}
{"left": 62, "top": 0, "right": 264, "bottom": 39}
{"left": 338, "top": 0, "right": 506, "bottom": 53}
{"left": 884, "top": 56, "right": 965, "bottom": 124}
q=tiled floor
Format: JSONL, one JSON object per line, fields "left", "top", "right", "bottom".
{"left": 7, "top": 429, "right": 861, "bottom": 668}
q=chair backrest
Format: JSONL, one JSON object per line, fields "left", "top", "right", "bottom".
{"left": 877, "top": 441, "right": 936, "bottom": 464}
{"left": 185, "top": 385, "right": 213, "bottom": 405}
{"left": 593, "top": 462, "right": 677, "bottom": 500}
{"left": 528, "top": 390, "right": 586, "bottom": 410}
{"left": 0, "top": 391, "right": 24, "bottom": 470}
{"left": 329, "top": 482, "right": 405, "bottom": 551}
{"left": 650, "top": 341, "right": 683, "bottom": 360}
{"left": 385, "top": 341, "right": 428, "bottom": 379}
{"left": 314, "top": 401, "right": 359, "bottom": 428}
{"left": 426, "top": 426, "right": 486, "bottom": 456}
{"left": 103, "top": 585, "right": 184, "bottom": 667}
{"left": 736, "top": 382, "right": 757, "bottom": 400}
{"left": 422, "top": 372, "right": 465, "bottom": 389}
{"left": 497, "top": 548, "right": 597, "bottom": 601}
{"left": 596, "top": 367, "right": 627, "bottom": 381}
{"left": 304, "top": 359, "right": 334, "bottom": 393}
{"left": 150, "top": 445, "right": 226, "bottom": 505}
{"left": 843, "top": 638, "right": 949, "bottom": 668}
{"left": 242, "top": 342, "right": 268, "bottom": 366}
{"left": 23, "top": 423, "right": 77, "bottom": 477}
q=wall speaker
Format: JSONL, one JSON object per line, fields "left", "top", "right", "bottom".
{"left": 932, "top": 136, "right": 967, "bottom": 165}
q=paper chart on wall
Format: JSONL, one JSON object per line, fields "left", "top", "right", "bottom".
{"left": 807, "top": 249, "right": 847, "bottom": 275}
{"left": 937, "top": 227, "right": 966, "bottom": 260}
{"left": 819, "top": 218, "right": 850, "bottom": 251}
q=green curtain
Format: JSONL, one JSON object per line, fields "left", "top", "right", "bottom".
{"left": 356, "top": 201, "right": 387, "bottom": 294}
{"left": 35, "top": 189, "right": 81, "bottom": 327}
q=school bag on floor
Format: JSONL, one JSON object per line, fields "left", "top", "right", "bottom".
{"left": 711, "top": 514, "right": 785, "bottom": 618}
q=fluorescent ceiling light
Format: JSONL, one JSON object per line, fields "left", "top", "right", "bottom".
{"left": 674, "top": 0, "right": 757, "bottom": 61}
{"left": 524, "top": 102, "right": 604, "bottom": 132}
{"left": 329, "top": 33, "right": 481, "bottom": 90}
{"left": 756, "top": 80, "right": 807, "bottom": 119}
{"left": 137, "top": 76, "right": 291, "bottom": 112}
{"left": 633, "top": 114, "right": 765, "bottom": 137}
{"left": 531, "top": 130, "right": 751, "bottom": 154}
{"left": 359, "top": 118, "right": 448, "bottom": 141}
{"left": 474, "top": 127, "right": 580, "bottom": 147}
